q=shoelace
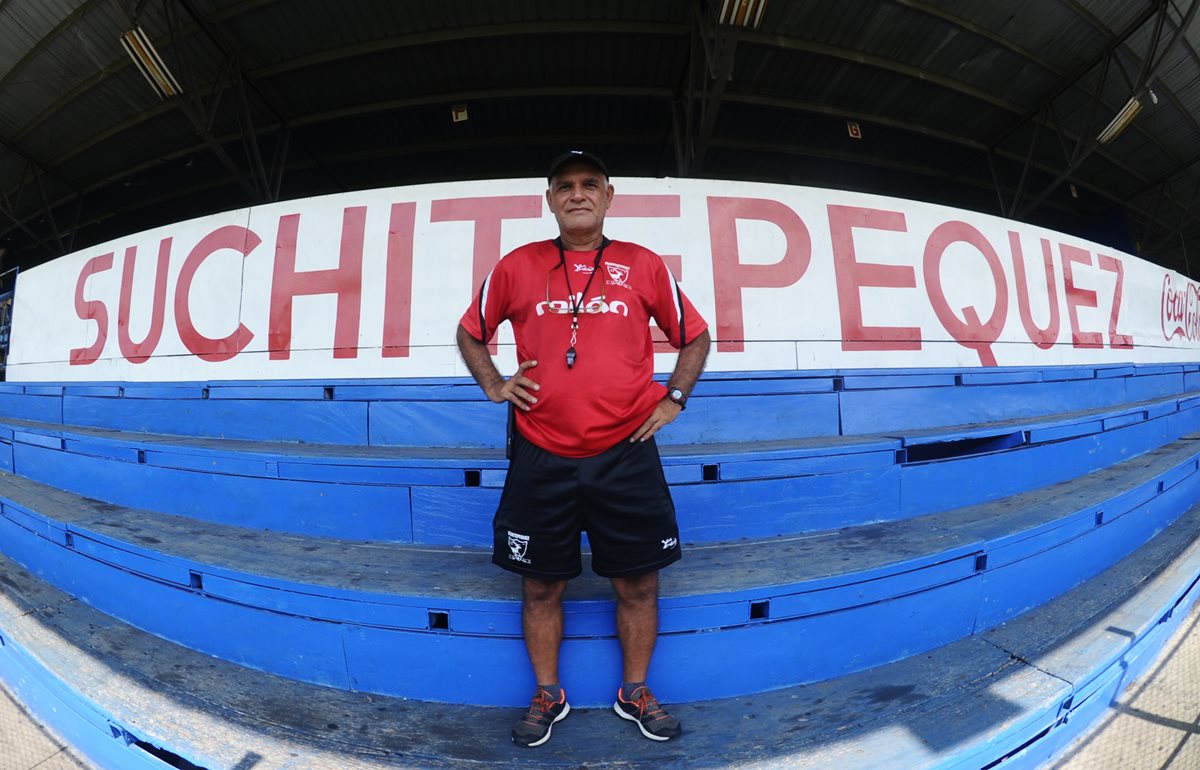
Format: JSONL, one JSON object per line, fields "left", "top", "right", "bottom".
{"left": 524, "top": 690, "right": 557, "bottom": 724}
{"left": 628, "top": 688, "right": 666, "bottom": 720}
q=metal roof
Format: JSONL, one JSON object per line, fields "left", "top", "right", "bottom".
{"left": 4, "top": 0, "right": 1200, "bottom": 275}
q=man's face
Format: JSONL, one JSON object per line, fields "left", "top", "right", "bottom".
{"left": 545, "top": 162, "right": 614, "bottom": 237}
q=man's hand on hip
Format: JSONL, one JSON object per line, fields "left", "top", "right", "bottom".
{"left": 630, "top": 398, "right": 683, "bottom": 443}
{"left": 487, "top": 359, "right": 540, "bottom": 411}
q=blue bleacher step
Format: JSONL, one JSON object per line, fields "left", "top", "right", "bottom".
{"left": 2, "top": 494, "right": 1200, "bottom": 769}
{"left": 3, "top": 433, "right": 1200, "bottom": 707}
{"left": 0, "top": 363, "right": 1193, "bottom": 448}
{"left": 3, "top": 387, "right": 1200, "bottom": 544}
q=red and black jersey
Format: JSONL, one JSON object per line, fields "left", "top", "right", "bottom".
{"left": 460, "top": 238, "right": 708, "bottom": 458}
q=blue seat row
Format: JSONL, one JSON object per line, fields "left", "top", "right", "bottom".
{"left": 0, "top": 363, "right": 1193, "bottom": 446}
{"left": 4, "top": 492, "right": 1200, "bottom": 769}
{"left": 2, "top": 430, "right": 1198, "bottom": 707}
{"left": 2, "top": 387, "right": 1197, "bottom": 543}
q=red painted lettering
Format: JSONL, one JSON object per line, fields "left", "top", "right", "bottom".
{"left": 924, "top": 222, "right": 1008, "bottom": 366}
{"left": 269, "top": 208, "right": 365, "bottom": 360}
{"left": 610, "top": 194, "right": 683, "bottom": 275}
{"left": 1162, "top": 273, "right": 1200, "bottom": 341}
{"left": 609, "top": 194, "right": 684, "bottom": 351}
{"left": 69, "top": 253, "right": 113, "bottom": 366}
{"left": 431, "top": 195, "right": 542, "bottom": 353}
{"left": 609, "top": 195, "right": 680, "bottom": 219}
{"left": 382, "top": 203, "right": 417, "bottom": 358}
{"left": 1060, "top": 244, "right": 1103, "bottom": 349}
{"left": 1009, "top": 233, "right": 1060, "bottom": 350}
{"left": 1097, "top": 254, "right": 1133, "bottom": 349}
{"left": 117, "top": 240, "right": 171, "bottom": 364}
{"left": 708, "top": 197, "right": 812, "bottom": 352}
{"left": 175, "top": 226, "right": 259, "bottom": 362}
{"left": 827, "top": 205, "right": 919, "bottom": 351}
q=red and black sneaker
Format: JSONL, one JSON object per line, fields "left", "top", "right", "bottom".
{"left": 511, "top": 687, "right": 570, "bottom": 747}
{"left": 613, "top": 685, "right": 682, "bottom": 741}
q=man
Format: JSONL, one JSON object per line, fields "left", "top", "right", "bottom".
{"left": 455, "top": 150, "right": 710, "bottom": 747}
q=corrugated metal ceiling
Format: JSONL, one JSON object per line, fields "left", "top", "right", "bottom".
{"left": 3, "top": 0, "right": 1200, "bottom": 275}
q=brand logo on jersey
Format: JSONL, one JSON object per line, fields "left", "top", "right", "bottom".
{"left": 605, "top": 262, "right": 631, "bottom": 287}
{"left": 507, "top": 531, "right": 532, "bottom": 564}
{"left": 661, "top": 537, "right": 678, "bottom": 550}
{"left": 573, "top": 263, "right": 595, "bottom": 274}
{"left": 536, "top": 293, "right": 630, "bottom": 317}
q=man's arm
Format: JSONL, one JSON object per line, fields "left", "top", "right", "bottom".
{"left": 629, "top": 328, "right": 711, "bottom": 443}
{"left": 456, "top": 324, "right": 540, "bottom": 411}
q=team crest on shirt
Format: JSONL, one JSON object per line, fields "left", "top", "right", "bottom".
{"left": 605, "top": 262, "right": 632, "bottom": 287}
{"left": 508, "top": 531, "right": 532, "bottom": 564}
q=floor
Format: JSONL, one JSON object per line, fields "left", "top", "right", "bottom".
{"left": 3, "top": 607, "right": 1200, "bottom": 770}
{"left": 1052, "top": 604, "right": 1200, "bottom": 769}
{"left": 0, "top": 687, "right": 90, "bottom": 770}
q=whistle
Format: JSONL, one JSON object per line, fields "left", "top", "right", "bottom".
{"left": 566, "top": 346, "right": 576, "bottom": 369}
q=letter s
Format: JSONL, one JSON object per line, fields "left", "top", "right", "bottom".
{"left": 70, "top": 253, "right": 114, "bottom": 365}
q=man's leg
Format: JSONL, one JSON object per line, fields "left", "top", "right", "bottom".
{"left": 523, "top": 576, "right": 568, "bottom": 683}
{"left": 611, "top": 570, "right": 659, "bottom": 682}
{"left": 611, "top": 570, "right": 682, "bottom": 741}
{"left": 511, "top": 576, "right": 571, "bottom": 747}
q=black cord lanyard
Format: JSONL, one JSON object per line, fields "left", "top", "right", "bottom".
{"left": 555, "top": 236, "right": 609, "bottom": 369}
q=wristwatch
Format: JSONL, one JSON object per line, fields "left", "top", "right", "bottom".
{"left": 666, "top": 387, "right": 687, "bottom": 410}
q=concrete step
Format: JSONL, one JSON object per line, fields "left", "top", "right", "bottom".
{"left": 2, "top": 495, "right": 1199, "bottom": 769}
{"left": 2, "top": 434, "right": 1200, "bottom": 707}
{"left": 0, "top": 387, "right": 1197, "bottom": 543}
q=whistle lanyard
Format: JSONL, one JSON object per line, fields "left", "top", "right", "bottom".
{"left": 555, "top": 236, "right": 609, "bottom": 369}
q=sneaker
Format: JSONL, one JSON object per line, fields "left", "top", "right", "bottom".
{"left": 511, "top": 688, "right": 570, "bottom": 747}
{"left": 613, "top": 686, "right": 682, "bottom": 741}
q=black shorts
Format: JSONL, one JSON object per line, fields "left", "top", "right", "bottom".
{"left": 492, "top": 429, "right": 682, "bottom": 580}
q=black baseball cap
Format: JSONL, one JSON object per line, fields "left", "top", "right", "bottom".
{"left": 547, "top": 150, "right": 609, "bottom": 181}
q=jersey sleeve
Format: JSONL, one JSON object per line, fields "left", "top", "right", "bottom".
{"left": 646, "top": 252, "right": 708, "bottom": 348}
{"left": 458, "top": 257, "right": 513, "bottom": 343}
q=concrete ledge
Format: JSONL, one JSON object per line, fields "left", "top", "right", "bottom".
{"left": 1, "top": 435, "right": 1199, "bottom": 706}
{"left": 2, "top": 501, "right": 1199, "bottom": 769}
{"left": 0, "top": 388, "right": 1196, "bottom": 543}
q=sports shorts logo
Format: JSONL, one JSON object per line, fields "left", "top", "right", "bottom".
{"left": 661, "top": 537, "right": 678, "bottom": 550}
{"left": 508, "top": 531, "right": 532, "bottom": 564}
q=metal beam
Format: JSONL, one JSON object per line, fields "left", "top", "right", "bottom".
{"left": 269, "top": 122, "right": 291, "bottom": 201}
{"left": 1145, "top": 171, "right": 1200, "bottom": 256}
{"left": 0, "top": 136, "right": 82, "bottom": 256}
{"left": 0, "top": 78, "right": 1155, "bottom": 247}
{"left": 159, "top": 0, "right": 263, "bottom": 202}
{"left": 29, "top": 165, "right": 64, "bottom": 255}
{"left": 985, "top": 149, "right": 1008, "bottom": 215}
{"left": 941, "top": 2, "right": 1162, "bottom": 198}
{"left": 0, "top": 193, "right": 55, "bottom": 255}
{"left": 1013, "top": 1, "right": 1200, "bottom": 219}
{"left": 0, "top": 135, "right": 81, "bottom": 202}
{"left": 174, "top": 0, "right": 343, "bottom": 192}
{"left": 0, "top": 0, "right": 106, "bottom": 92}
{"left": 1009, "top": 107, "right": 1046, "bottom": 218}
{"left": 883, "top": 0, "right": 1064, "bottom": 78}
{"left": 675, "top": 1, "right": 740, "bottom": 176}
{"left": 248, "top": 21, "right": 686, "bottom": 79}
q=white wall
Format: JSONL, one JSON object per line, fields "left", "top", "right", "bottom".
{"left": 8, "top": 177, "right": 1200, "bottom": 382}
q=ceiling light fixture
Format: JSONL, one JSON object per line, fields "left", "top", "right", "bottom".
{"left": 120, "top": 26, "right": 183, "bottom": 100}
{"left": 1097, "top": 94, "right": 1144, "bottom": 145}
{"left": 718, "top": 0, "right": 767, "bottom": 28}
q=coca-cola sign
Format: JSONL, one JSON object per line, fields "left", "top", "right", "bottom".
{"left": 1162, "top": 273, "right": 1200, "bottom": 341}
